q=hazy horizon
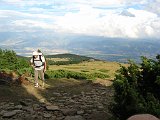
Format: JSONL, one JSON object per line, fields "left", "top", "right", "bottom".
{"left": 0, "top": 0, "right": 160, "bottom": 61}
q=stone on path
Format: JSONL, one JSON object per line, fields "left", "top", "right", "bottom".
{"left": 43, "top": 113, "right": 52, "bottom": 118}
{"left": 127, "top": 114, "right": 159, "bottom": 120}
{"left": 64, "top": 115, "right": 85, "bottom": 120}
{"left": 61, "top": 108, "right": 77, "bottom": 116}
{"left": 3, "top": 110, "right": 17, "bottom": 118}
{"left": 46, "top": 105, "right": 60, "bottom": 111}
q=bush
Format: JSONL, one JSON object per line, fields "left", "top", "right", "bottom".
{"left": 45, "top": 70, "right": 87, "bottom": 79}
{"left": 45, "top": 69, "right": 109, "bottom": 80}
{"left": 0, "top": 49, "right": 32, "bottom": 76}
{"left": 111, "top": 55, "right": 160, "bottom": 120}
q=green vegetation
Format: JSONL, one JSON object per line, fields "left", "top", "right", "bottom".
{"left": 111, "top": 55, "right": 160, "bottom": 120}
{"left": 99, "top": 69, "right": 109, "bottom": 73}
{"left": 0, "top": 49, "right": 114, "bottom": 80}
{"left": 46, "top": 53, "right": 95, "bottom": 65}
{"left": 49, "top": 61, "right": 125, "bottom": 80}
{"left": 45, "top": 69, "right": 109, "bottom": 80}
{"left": 0, "top": 49, "right": 32, "bottom": 75}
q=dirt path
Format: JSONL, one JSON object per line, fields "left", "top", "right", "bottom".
{"left": 0, "top": 78, "right": 114, "bottom": 120}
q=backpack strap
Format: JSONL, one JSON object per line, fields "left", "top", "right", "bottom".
{"left": 39, "top": 55, "right": 45, "bottom": 66}
{"left": 33, "top": 56, "right": 35, "bottom": 66}
{"left": 39, "top": 55, "right": 42, "bottom": 63}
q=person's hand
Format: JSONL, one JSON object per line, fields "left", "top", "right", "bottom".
{"left": 31, "top": 65, "right": 34, "bottom": 68}
{"left": 43, "top": 68, "right": 46, "bottom": 72}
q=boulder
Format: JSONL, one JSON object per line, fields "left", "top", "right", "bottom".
{"left": 127, "top": 114, "right": 159, "bottom": 120}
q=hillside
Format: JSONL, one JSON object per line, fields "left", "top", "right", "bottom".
{"left": 1, "top": 49, "right": 159, "bottom": 120}
{"left": 0, "top": 50, "right": 119, "bottom": 120}
{"left": 45, "top": 53, "right": 94, "bottom": 60}
{"left": 45, "top": 53, "right": 97, "bottom": 65}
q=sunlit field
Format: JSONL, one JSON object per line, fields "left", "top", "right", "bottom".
{"left": 49, "top": 60, "right": 128, "bottom": 80}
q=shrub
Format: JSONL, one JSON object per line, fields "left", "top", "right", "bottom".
{"left": 99, "top": 69, "right": 109, "bottom": 73}
{"left": 45, "top": 69, "right": 109, "bottom": 80}
{"left": 0, "top": 49, "right": 32, "bottom": 76}
{"left": 111, "top": 55, "right": 160, "bottom": 120}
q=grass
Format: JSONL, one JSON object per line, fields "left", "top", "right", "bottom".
{"left": 49, "top": 61, "right": 128, "bottom": 80}
{"left": 47, "top": 58, "right": 70, "bottom": 62}
{"left": 0, "top": 60, "right": 128, "bottom": 104}
{"left": 98, "top": 69, "right": 109, "bottom": 73}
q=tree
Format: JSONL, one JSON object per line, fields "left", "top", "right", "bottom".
{"left": 111, "top": 55, "right": 160, "bottom": 120}
{"left": 0, "top": 48, "right": 31, "bottom": 75}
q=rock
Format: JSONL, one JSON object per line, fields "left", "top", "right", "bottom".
{"left": 39, "top": 98, "right": 45, "bottom": 103}
{"left": 50, "top": 97, "right": 55, "bottom": 101}
{"left": 46, "top": 105, "right": 60, "bottom": 111}
{"left": 25, "top": 99, "right": 33, "bottom": 103}
{"left": 127, "top": 114, "right": 159, "bottom": 120}
{"left": 58, "top": 100, "right": 66, "bottom": 103}
{"left": 43, "top": 113, "right": 52, "bottom": 118}
{"left": 0, "top": 110, "right": 6, "bottom": 116}
{"left": 32, "top": 104, "right": 40, "bottom": 110}
{"left": 9, "top": 102, "right": 14, "bottom": 106}
{"left": 6, "top": 106, "right": 15, "bottom": 110}
{"left": 3, "top": 110, "right": 17, "bottom": 118}
{"left": 13, "top": 110, "right": 23, "bottom": 113}
{"left": 88, "top": 111, "right": 111, "bottom": 120}
{"left": 31, "top": 114, "right": 38, "bottom": 119}
{"left": 23, "top": 107, "right": 34, "bottom": 113}
{"left": 56, "top": 116, "right": 65, "bottom": 120}
{"left": 19, "top": 101, "right": 28, "bottom": 106}
{"left": 97, "top": 104, "right": 104, "bottom": 110}
{"left": 51, "top": 116, "right": 57, "bottom": 119}
{"left": 61, "top": 108, "right": 77, "bottom": 116}
{"left": 0, "top": 102, "right": 7, "bottom": 106}
{"left": 14, "top": 105, "right": 23, "bottom": 109}
{"left": 64, "top": 115, "right": 85, "bottom": 120}
{"left": 77, "top": 110, "right": 84, "bottom": 115}
{"left": 53, "top": 92, "right": 61, "bottom": 96}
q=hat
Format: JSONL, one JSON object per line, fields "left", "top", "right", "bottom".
{"left": 32, "top": 51, "right": 39, "bottom": 55}
{"left": 38, "top": 52, "right": 42, "bottom": 55}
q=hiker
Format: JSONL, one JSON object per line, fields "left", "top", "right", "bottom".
{"left": 30, "top": 50, "right": 46, "bottom": 87}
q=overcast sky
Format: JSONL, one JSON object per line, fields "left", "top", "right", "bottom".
{"left": 0, "top": 0, "right": 160, "bottom": 39}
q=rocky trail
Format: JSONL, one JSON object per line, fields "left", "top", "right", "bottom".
{"left": 0, "top": 73, "right": 114, "bottom": 120}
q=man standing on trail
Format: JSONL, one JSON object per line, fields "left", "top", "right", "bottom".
{"left": 30, "top": 50, "right": 46, "bottom": 88}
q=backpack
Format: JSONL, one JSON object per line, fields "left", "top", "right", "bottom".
{"left": 33, "top": 55, "right": 44, "bottom": 67}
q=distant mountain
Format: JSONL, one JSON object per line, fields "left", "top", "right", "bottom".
{"left": 0, "top": 32, "right": 160, "bottom": 63}
{"left": 46, "top": 53, "right": 96, "bottom": 62}
{"left": 66, "top": 36, "right": 160, "bottom": 63}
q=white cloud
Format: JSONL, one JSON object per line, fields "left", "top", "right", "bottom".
{"left": 0, "top": 39, "right": 24, "bottom": 46}
{"left": 0, "top": 0, "right": 160, "bottom": 39}
{"left": 1, "top": 0, "right": 53, "bottom": 7}
{"left": 53, "top": 7, "right": 160, "bottom": 38}
{"left": 12, "top": 19, "right": 53, "bottom": 29}
{"left": 145, "top": 0, "right": 160, "bottom": 15}
{"left": 0, "top": 10, "right": 56, "bottom": 32}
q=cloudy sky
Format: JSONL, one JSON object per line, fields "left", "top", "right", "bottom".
{"left": 0, "top": 0, "right": 160, "bottom": 38}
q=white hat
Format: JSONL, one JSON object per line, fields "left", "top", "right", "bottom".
{"left": 32, "top": 51, "right": 39, "bottom": 55}
{"left": 38, "top": 52, "right": 42, "bottom": 55}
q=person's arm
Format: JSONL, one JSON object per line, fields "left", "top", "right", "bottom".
{"left": 30, "top": 58, "right": 34, "bottom": 68}
{"left": 43, "top": 61, "right": 47, "bottom": 72}
{"left": 42, "top": 56, "right": 47, "bottom": 72}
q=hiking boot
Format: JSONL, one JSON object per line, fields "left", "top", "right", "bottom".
{"left": 35, "top": 83, "right": 39, "bottom": 87}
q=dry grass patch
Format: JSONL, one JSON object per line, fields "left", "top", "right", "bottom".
{"left": 47, "top": 58, "right": 70, "bottom": 62}
{"left": 49, "top": 61, "right": 128, "bottom": 79}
